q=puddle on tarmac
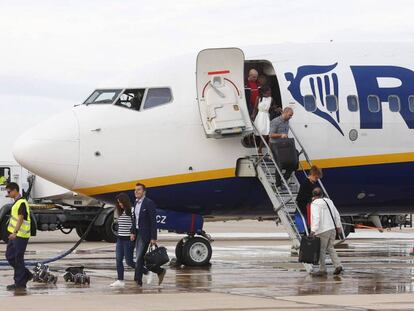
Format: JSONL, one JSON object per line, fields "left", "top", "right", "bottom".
{"left": 1, "top": 239, "right": 414, "bottom": 298}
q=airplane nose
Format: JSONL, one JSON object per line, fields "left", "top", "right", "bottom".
{"left": 13, "top": 110, "right": 79, "bottom": 190}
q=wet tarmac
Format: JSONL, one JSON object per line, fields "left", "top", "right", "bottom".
{"left": 1, "top": 222, "right": 414, "bottom": 310}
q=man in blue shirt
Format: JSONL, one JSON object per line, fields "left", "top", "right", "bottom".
{"left": 269, "top": 107, "right": 295, "bottom": 187}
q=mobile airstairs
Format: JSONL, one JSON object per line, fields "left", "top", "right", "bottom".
{"left": 195, "top": 47, "right": 344, "bottom": 272}
{"left": 245, "top": 126, "right": 334, "bottom": 273}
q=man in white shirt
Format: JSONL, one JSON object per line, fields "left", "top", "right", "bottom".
{"left": 134, "top": 196, "right": 144, "bottom": 229}
{"left": 130, "top": 183, "right": 165, "bottom": 287}
{"left": 310, "top": 187, "right": 343, "bottom": 276}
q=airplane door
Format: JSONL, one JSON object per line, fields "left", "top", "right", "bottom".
{"left": 196, "top": 48, "right": 253, "bottom": 138}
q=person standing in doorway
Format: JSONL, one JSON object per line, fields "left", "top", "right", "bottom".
{"left": 110, "top": 192, "right": 135, "bottom": 288}
{"left": 252, "top": 86, "right": 273, "bottom": 154}
{"left": 131, "top": 183, "right": 166, "bottom": 287}
{"left": 310, "top": 187, "right": 343, "bottom": 276}
{"left": 5, "top": 182, "right": 33, "bottom": 291}
{"left": 245, "top": 68, "right": 259, "bottom": 116}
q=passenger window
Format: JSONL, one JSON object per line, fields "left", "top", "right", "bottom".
{"left": 143, "top": 88, "right": 172, "bottom": 110}
{"left": 326, "top": 95, "right": 338, "bottom": 112}
{"left": 347, "top": 95, "right": 359, "bottom": 112}
{"left": 409, "top": 96, "right": 414, "bottom": 113}
{"left": 115, "top": 89, "right": 145, "bottom": 111}
{"left": 367, "top": 95, "right": 381, "bottom": 113}
{"left": 388, "top": 95, "right": 400, "bottom": 112}
{"left": 304, "top": 95, "right": 316, "bottom": 112}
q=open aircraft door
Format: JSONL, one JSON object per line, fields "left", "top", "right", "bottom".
{"left": 196, "top": 48, "right": 253, "bottom": 138}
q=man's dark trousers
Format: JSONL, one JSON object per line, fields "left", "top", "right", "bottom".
{"left": 6, "top": 237, "right": 30, "bottom": 287}
{"left": 134, "top": 236, "right": 164, "bottom": 285}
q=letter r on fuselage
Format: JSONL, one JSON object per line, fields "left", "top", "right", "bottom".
{"left": 351, "top": 65, "right": 414, "bottom": 129}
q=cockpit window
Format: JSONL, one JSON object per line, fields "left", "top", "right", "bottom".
{"left": 143, "top": 88, "right": 173, "bottom": 110}
{"left": 83, "top": 89, "right": 122, "bottom": 105}
{"left": 82, "top": 87, "right": 173, "bottom": 110}
{"left": 115, "top": 89, "right": 145, "bottom": 111}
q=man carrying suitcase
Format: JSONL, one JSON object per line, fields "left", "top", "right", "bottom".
{"left": 269, "top": 107, "right": 296, "bottom": 188}
{"left": 310, "top": 187, "right": 343, "bottom": 276}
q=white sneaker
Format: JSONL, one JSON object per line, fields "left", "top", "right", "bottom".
{"left": 110, "top": 280, "right": 125, "bottom": 288}
{"left": 145, "top": 272, "right": 154, "bottom": 285}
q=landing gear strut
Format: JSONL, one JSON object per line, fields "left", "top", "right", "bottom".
{"left": 175, "top": 232, "right": 213, "bottom": 266}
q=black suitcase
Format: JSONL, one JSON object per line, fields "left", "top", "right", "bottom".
{"left": 298, "top": 236, "right": 321, "bottom": 264}
{"left": 144, "top": 245, "right": 170, "bottom": 268}
{"left": 270, "top": 138, "right": 298, "bottom": 170}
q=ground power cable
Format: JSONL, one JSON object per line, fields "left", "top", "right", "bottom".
{"left": 0, "top": 208, "right": 105, "bottom": 267}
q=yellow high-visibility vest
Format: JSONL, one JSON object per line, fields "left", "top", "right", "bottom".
{"left": 7, "top": 198, "right": 31, "bottom": 238}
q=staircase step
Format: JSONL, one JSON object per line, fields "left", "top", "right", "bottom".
{"left": 256, "top": 161, "right": 314, "bottom": 273}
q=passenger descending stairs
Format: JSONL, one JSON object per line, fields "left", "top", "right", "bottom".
{"left": 249, "top": 126, "right": 331, "bottom": 273}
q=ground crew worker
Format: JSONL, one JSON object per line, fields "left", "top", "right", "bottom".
{"left": 0, "top": 175, "right": 7, "bottom": 185}
{"left": 5, "top": 182, "right": 33, "bottom": 290}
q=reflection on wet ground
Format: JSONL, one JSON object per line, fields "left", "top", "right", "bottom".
{"left": 1, "top": 237, "right": 414, "bottom": 299}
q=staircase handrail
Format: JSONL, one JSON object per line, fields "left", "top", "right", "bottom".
{"left": 251, "top": 124, "right": 309, "bottom": 236}
{"left": 289, "top": 127, "right": 330, "bottom": 199}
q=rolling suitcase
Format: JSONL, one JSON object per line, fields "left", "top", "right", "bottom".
{"left": 298, "top": 236, "right": 321, "bottom": 264}
{"left": 270, "top": 138, "right": 298, "bottom": 170}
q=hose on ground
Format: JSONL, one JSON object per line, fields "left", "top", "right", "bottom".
{"left": 0, "top": 208, "right": 105, "bottom": 267}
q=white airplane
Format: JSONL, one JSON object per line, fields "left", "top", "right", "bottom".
{"left": 12, "top": 43, "right": 414, "bottom": 266}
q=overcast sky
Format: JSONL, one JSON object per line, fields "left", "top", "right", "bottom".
{"left": 0, "top": 0, "right": 413, "bottom": 161}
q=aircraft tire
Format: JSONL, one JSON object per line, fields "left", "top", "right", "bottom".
{"left": 175, "top": 238, "right": 185, "bottom": 264}
{"left": 102, "top": 211, "right": 117, "bottom": 243}
{"left": 182, "top": 236, "right": 212, "bottom": 266}
{"left": 75, "top": 226, "right": 103, "bottom": 242}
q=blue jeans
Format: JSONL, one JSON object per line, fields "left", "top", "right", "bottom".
{"left": 116, "top": 238, "right": 135, "bottom": 280}
{"left": 134, "top": 236, "right": 163, "bottom": 285}
{"left": 6, "top": 237, "right": 30, "bottom": 287}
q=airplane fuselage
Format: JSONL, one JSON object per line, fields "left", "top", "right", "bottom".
{"left": 13, "top": 43, "right": 414, "bottom": 217}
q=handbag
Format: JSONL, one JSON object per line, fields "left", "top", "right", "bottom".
{"left": 144, "top": 244, "right": 170, "bottom": 268}
{"left": 322, "top": 199, "right": 344, "bottom": 240}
